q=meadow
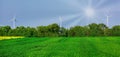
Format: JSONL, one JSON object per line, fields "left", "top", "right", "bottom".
{"left": 0, "top": 37, "right": 120, "bottom": 57}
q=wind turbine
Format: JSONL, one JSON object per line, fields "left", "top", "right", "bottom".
{"left": 12, "top": 15, "right": 16, "bottom": 28}
{"left": 59, "top": 16, "right": 63, "bottom": 34}
{"left": 105, "top": 10, "right": 110, "bottom": 27}
{"left": 106, "top": 15, "right": 109, "bottom": 27}
{"left": 59, "top": 16, "right": 62, "bottom": 28}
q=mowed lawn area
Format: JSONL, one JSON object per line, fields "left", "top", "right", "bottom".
{"left": 0, "top": 37, "right": 120, "bottom": 57}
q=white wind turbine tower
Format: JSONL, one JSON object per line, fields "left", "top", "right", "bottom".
{"left": 12, "top": 15, "right": 16, "bottom": 28}
{"left": 59, "top": 16, "right": 62, "bottom": 34}
{"left": 104, "top": 9, "right": 111, "bottom": 27}
{"left": 106, "top": 15, "right": 109, "bottom": 27}
{"left": 59, "top": 16, "right": 62, "bottom": 29}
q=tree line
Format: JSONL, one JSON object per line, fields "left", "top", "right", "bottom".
{"left": 0, "top": 23, "right": 120, "bottom": 37}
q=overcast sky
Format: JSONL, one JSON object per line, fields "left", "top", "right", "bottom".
{"left": 0, "top": 0, "right": 120, "bottom": 28}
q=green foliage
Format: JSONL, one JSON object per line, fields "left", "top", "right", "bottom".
{"left": 88, "top": 23, "right": 105, "bottom": 36}
{"left": 111, "top": 25, "right": 120, "bottom": 36}
{"left": 37, "top": 23, "right": 60, "bottom": 37}
{"left": 68, "top": 26, "right": 87, "bottom": 37}
{"left": 0, "top": 26, "right": 11, "bottom": 36}
{"left": 0, "top": 23, "right": 120, "bottom": 37}
{"left": 59, "top": 27, "right": 68, "bottom": 37}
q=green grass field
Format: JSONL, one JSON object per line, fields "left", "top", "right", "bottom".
{"left": 0, "top": 37, "right": 120, "bottom": 57}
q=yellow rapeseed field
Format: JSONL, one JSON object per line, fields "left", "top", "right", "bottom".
{"left": 0, "top": 36, "right": 24, "bottom": 40}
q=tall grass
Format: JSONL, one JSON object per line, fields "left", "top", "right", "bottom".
{"left": 0, "top": 37, "right": 120, "bottom": 57}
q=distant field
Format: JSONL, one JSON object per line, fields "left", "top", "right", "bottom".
{"left": 0, "top": 36, "right": 24, "bottom": 40}
{"left": 0, "top": 37, "right": 120, "bottom": 57}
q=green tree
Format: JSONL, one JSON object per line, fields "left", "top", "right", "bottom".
{"left": 0, "top": 26, "right": 11, "bottom": 36}
{"left": 47, "top": 23, "right": 60, "bottom": 37}
{"left": 68, "top": 26, "right": 86, "bottom": 37}
{"left": 13, "top": 26, "right": 26, "bottom": 36}
{"left": 88, "top": 23, "right": 99, "bottom": 36}
{"left": 111, "top": 25, "right": 120, "bottom": 36}
{"left": 59, "top": 27, "right": 68, "bottom": 37}
{"left": 37, "top": 26, "right": 48, "bottom": 37}
{"left": 25, "top": 27, "right": 37, "bottom": 37}
{"left": 98, "top": 23, "right": 108, "bottom": 36}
